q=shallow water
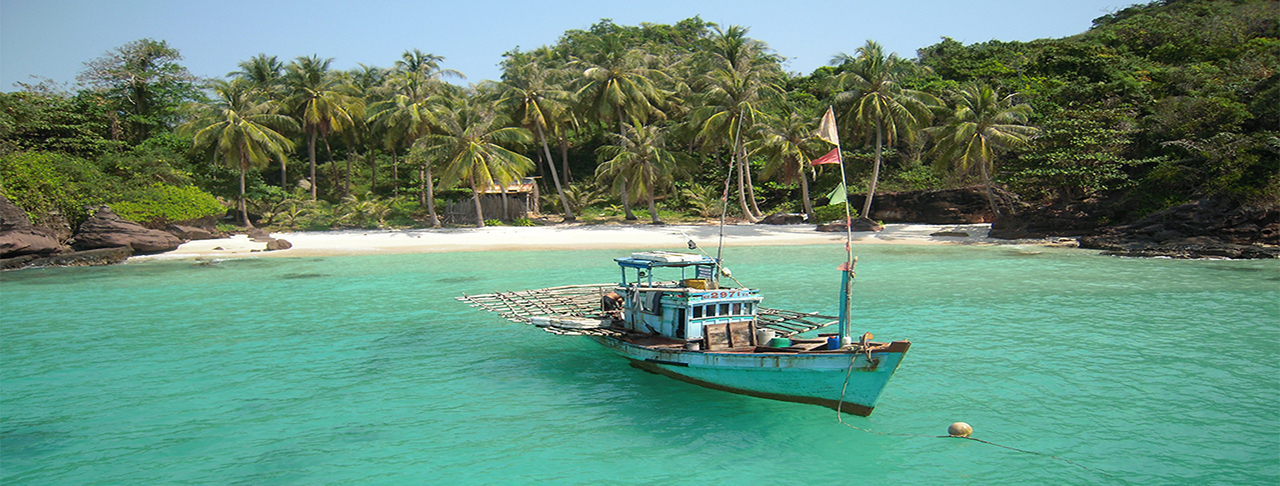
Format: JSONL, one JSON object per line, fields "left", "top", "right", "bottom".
{"left": 2, "top": 245, "right": 1277, "bottom": 485}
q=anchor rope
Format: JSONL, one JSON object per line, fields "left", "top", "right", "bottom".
{"left": 834, "top": 354, "right": 1117, "bottom": 479}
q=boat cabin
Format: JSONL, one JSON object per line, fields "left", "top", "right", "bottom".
{"left": 612, "top": 252, "right": 762, "bottom": 350}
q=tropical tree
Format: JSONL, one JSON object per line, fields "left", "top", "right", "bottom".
{"left": 688, "top": 26, "right": 784, "bottom": 222}
{"left": 419, "top": 98, "right": 534, "bottom": 227}
{"left": 596, "top": 121, "right": 685, "bottom": 224}
{"left": 77, "top": 38, "right": 200, "bottom": 144}
{"left": 750, "top": 110, "right": 823, "bottom": 220}
{"left": 496, "top": 62, "right": 576, "bottom": 222}
{"left": 366, "top": 51, "right": 461, "bottom": 225}
{"left": 573, "top": 33, "right": 670, "bottom": 220}
{"left": 829, "top": 40, "right": 941, "bottom": 219}
{"left": 928, "top": 82, "right": 1040, "bottom": 216}
{"left": 282, "top": 55, "right": 361, "bottom": 199}
{"left": 182, "top": 79, "right": 297, "bottom": 226}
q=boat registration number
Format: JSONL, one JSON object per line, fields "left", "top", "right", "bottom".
{"left": 695, "top": 290, "right": 750, "bottom": 300}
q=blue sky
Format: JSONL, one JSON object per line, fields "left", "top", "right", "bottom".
{"left": 1, "top": 0, "right": 1131, "bottom": 91}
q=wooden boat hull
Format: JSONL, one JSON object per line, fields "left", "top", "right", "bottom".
{"left": 587, "top": 336, "right": 909, "bottom": 416}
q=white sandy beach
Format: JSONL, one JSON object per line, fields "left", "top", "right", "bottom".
{"left": 136, "top": 223, "right": 1015, "bottom": 260}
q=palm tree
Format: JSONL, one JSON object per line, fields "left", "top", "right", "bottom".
{"left": 596, "top": 121, "right": 684, "bottom": 224}
{"left": 750, "top": 111, "right": 823, "bottom": 221}
{"left": 366, "top": 54, "right": 460, "bottom": 226}
{"left": 829, "top": 40, "right": 941, "bottom": 219}
{"left": 928, "top": 82, "right": 1040, "bottom": 216}
{"left": 282, "top": 55, "right": 361, "bottom": 199}
{"left": 689, "top": 25, "right": 784, "bottom": 223}
{"left": 573, "top": 33, "right": 670, "bottom": 220}
{"left": 496, "top": 62, "right": 576, "bottom": 222}
{"left": 419, "top": 98, "right": 534, "bottom": 227}
{"left": 227, "top": 54, "right": 288, "bottom": 183}
{"left": 182, "top": 79, "right": 297, "bottom": 226}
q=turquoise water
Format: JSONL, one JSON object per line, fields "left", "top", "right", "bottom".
{"left": 2, "top": 244, "right": 1277, "bottom": 485}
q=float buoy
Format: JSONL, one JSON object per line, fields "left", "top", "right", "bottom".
{"left": 948, "top": 422, "right": 973, "bottom": 438}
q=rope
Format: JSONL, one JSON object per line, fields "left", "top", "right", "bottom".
{"left": 834, "top": 354, "right": 1117, "bottom": 479}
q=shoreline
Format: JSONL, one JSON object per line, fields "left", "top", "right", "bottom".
{"left": 133, "top": 223, "right": 1044, "bottom": 260}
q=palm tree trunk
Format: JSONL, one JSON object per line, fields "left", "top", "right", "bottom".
{"left": 735, "top": 155, "right": 757, "bottom": 223}
{"left": 426, "top": 162, "right": 439, "bottom": 228}
{"left": 861, "top": 120, "right": 883, "bottom": 220}
{"left": 392, "top": 148, "right": 399, "bottom": 197}
{"left": 280, "top": 156, "right": 287, "bottom": 189}
{"left": 238, "top": 154, "right": 252, "bottom": 228}
{"left": 620, "top": 176, "right": 638, "bottom": 221}
{"left": 743, "top": 145, "right": 762, "bottom": 218}
{"left": 559, "top": 134, "right": 571, "bottom": 183}
{"left": 419, "top": 161, "right": 427, "bottom": 206}
{"left": 979, "top": 159, "right": 1002, "bottom": 219}
{"left": 344, "top": 150, "right": 353, "bottom": 198}
{"left": 800, "top": 165, "right": 814, "bottom": 221}
{"left": 647, "top": 164, "right": 661, "bottom": 224}
{"left": 470, "top": 173, "right": 486, "bottom": 227}
{"left": 536, "top": 122, "right": 574, "bottom": 222}
{"left": 370, "top": 150, "right": 378, "bottom": 196}
{"left": 308, "top": 131, "right": 318, "bottom": 199}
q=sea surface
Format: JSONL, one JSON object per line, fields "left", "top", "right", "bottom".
{"left": 2, "top": 244, "right": 1277, "bottom": 485}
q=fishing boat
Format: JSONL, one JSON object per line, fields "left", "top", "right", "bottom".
{"left": 458, "top": 107, "right": 909, "bottom": 415}
{"left": 457, "top": 247, "right": 910, "bottom": 416}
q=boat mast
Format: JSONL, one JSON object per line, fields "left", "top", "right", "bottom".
{"left": 822, "top": 106, "right": 856, "bottom": 343}
{"left": 714, "top": 111, "right": 748, "bottom": 286}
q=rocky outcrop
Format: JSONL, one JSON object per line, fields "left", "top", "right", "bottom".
{"left": 759, "top": 213, "right": 808, "bottom": 225}
{"left": 70, "top": 206, "right": 181, "bottom": 253}
{"left": 817, "top": 217, "right": 884, "bottom": 233}
{"left": 0, "top": 194, "right": 69, "bottom": 258}
{"left": 1, "top": 246, "right": 133, "bottom": 271}
{"left": 1077, "top": 197, "right": 1279, "bottom": 259}
{"left": 266, "top": 239, "right": 292, "bottom": 251}
{"left": 989, "top": 205, "right": 1103, "bottom": 240}
{"left": 849, "top": 186, "right": 1026, "bottom": 224}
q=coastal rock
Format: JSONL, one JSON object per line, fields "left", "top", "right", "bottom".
{"left": 165, "top": 224, "right": 214, "bottom": 241}
{"left": 816, "top": 217, "right": 884, "bottom": 233}
{"left": 759, "top": 212, "right": 808, "bottom": 225}
{"left": 847, "top": 186, "right": 1025, "bottom": 224}
{"left": 71, "top": 206, "right": 181, "bottom": 253}
{"left": 163, "top": 216, "right": 221, "bottom": 241}
{"left": 265, "top": 239, "right": 292, "bottom": 251}
{"left": 0, "top": 194, "right": 68, "bottom": 258}
{"left": 1078, "top": 197, "right": 1279, "bottom": 259}
{"left": 989, "top": 205, "right": 1102, "bottom": 240}
{"left": 1, "top": 246, "right": 133, "bottom": 271}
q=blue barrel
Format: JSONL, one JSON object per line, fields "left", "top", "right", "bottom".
{"left": 827, "top": 336, "right": 842, "bottom": 350}
{"left": 768, "top": 337, "right": 791, "bottom": 348}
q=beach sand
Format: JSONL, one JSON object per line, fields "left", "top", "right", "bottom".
{"left": 136, "top": 223, "right": 1017, "bottom": 260}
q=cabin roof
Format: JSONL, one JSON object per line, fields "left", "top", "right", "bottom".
{"left": 615, "top": 252, "right": 716, "bottom": 270}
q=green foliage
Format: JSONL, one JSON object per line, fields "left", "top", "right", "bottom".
{"left": 0, "top": 91, "right": 125, "bottom": 157}
{"left": 812, "top": 204, "right": 858, "bottom": 223}
{"left": 112, "top": 183, "right": 225, "bottom": 225}
{"left": 0, "top": 151, "right": 108, "bottom": 226}
{"left": 512, "top": 217, "right": 536, "bottom": 226}
{"left": 483, "top": 219, "right": 504, "bottom": 226}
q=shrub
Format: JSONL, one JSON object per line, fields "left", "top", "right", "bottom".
{"left": 112, "top": 183, "right": 226, "bottom": 225}
{"left": 0, "top": 150, "right": 107, "bottom": 226}
{"left": 812, "top": 204, "right": 859, "bottom": 223}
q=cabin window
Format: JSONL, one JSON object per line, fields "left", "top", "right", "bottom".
{"left": 693, "top": 306, "right": 704, "bottom": 318}
{"left": 732, "top": 303, "right": 742, "bottom": 315}
{"left": 744, "top": 303, "right": 754, "bottom": 315}
{"left": 719, "top": 303, "right": 730, "bottom": 316}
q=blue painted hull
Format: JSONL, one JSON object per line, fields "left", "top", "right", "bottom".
{"left": 587, "top": 336, "right": 909, "bottom": 416}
